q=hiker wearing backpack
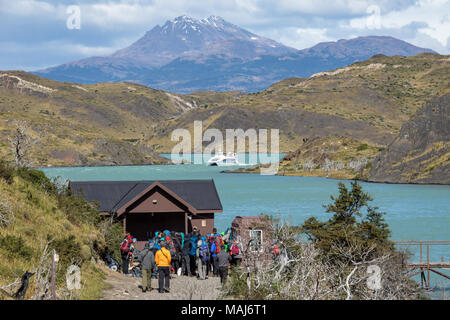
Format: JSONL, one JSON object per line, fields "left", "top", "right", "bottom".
{"left": 155, "top": 241, "right": 171, "bottom": 293}
{"left": 196, "top": 237, "right": 210, "bottom": 280}
{"left": 211, "top": 233, "right": 223, "bottom": 276}
{"left": 206, "top": 234, "right": 213, "bottom": 276}
{"left": 210, "top": 235, "right": 218, "bottom": 276}
{"left": 120, "top": 234, "right": 133, "bottom": 275}
{"left": 230, "top": 240, "right": 242, "bottom": 266}
{"left": 181, "top": 233, "right": 192, "bottom": 276}
{"left": 217, "top": 245, "right": 232, "bottom": 286}
{"left": 137, "top": 242, "right": 155, "bottom": 292}
{"left": 189, "top": 233, "right": 199, "bottom": 276}
{"left": 171, "top": 232, "right": 182, "bottom": 275}
{"left": 164, "top": 234, "right": 177, "bottom": 274}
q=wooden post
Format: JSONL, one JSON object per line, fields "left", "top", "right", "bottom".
{"left": 420, "top": 268, "right": 425, "bottom": 289}
{"left": 420, "top": 243, "right": 422, "bottom": 263}
{"left": 50, "top": 249, "right": 56, "bottom": 300}
{"left": 427, "top": 243, "right": 430, "bottom": 290}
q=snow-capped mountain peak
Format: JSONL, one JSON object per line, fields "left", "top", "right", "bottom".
{"left": 111, "top": 15, "right": 296, "bottom": 66}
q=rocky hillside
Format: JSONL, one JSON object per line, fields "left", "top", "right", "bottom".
{"left": 368, "top": 93, "right": 449, "bottom": 184}
{"left": 148, "top": 53, "right": 449, "bottom": 153}
{"left": 231, "top": 92, "right": 449, "bottom": 183}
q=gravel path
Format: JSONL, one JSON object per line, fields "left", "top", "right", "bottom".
{"left": 101, "top": 267, "right": 223, "bottom": 300}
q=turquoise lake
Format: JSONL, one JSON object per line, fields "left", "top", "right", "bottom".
{"left": 39, "top": 153, "right": 450, "bottom": 291}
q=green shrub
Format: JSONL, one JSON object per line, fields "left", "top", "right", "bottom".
{"left": 0, "top": 235, "right": 33, "bottom": 260}
{"left": 223, "top": 267, "right": 252, "bottom": 299}
{"left": 303, "top": 181, "right": 392, "bottom": 263}
{"left": 62, "top": 221, "right": 73, "bottom": 231}
{"left": 104, "top": 222, "right": 124, "bottom": 262}
{"left": 0, "top": 160, "right": 14, "bottom": 184}
{"left": 57, "top": 193, "right": 101, "bottom": 227}
{"left": 356, "top": 143, "right": 368, "bottom": 151}
{"left": 80, "top": 245, "right": 92, "bottom": 261}
{"left": 51, "top": 235, "right": 82, "bottom": 263}
{"left": 16, "top": 168, "right": 57, "bottom": 194}
{"left": 50, "top": 235, "right": 83, "bottom": 284}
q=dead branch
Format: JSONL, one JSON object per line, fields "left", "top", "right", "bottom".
{"left": 8, "top": 120, "right": 39, "bottom": 169}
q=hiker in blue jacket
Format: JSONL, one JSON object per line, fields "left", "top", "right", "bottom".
{"left": 150, "top": 232, "right": 162, "bottom": 278}
{"left": 181, "top": 233, "right": 192, "bottom": 276}
{"left": 210, "top": 239, "right": 219, "bottom": 276}
{"left": 189, "top": 233, "right": 198, "bottom": 276}
{"left": 196, "top": 237, "right": 210, "bottom": 280}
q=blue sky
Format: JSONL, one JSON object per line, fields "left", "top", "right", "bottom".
{"left": 1, "top": 0, "right": 449, "bottom": 70}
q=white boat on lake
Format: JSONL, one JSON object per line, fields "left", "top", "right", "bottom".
{"left": 207, "top": 152, "right": 240, "bottom": 166}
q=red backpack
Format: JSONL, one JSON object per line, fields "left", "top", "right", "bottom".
{"left": 120, "top": 238, "right": 131, "bottom": 253}
{"left": 214, "top": 236, "right": 223, "bottom": 254}
{"left": 231, "top": 245, "right": 240, "bottom": 255}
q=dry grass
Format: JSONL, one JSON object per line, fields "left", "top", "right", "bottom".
{"left": 0, "top": 176, "right": 107, "bottom": 300}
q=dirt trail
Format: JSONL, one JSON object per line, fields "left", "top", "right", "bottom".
{"left": 101, "top": 266, "right": 223, "bottom": 300}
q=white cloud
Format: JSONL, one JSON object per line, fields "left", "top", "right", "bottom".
{"left": 275, "top": 0, "right": 374, "bottom": 16}
{"left": 346, "top": 0, "right": 450, "bottom": 49}
{"left": 0, "top": 0, "right": 70, "bottom": 20}
{"left": 61, "top": 43, "right": 118, "bottom": 56}
{"left": 0, "top": 0, "right": 55, "bottom": 16}
{"left": 1, "top": 0, "right": 449, "bottom": 71}
{"left": 263, "top": 27, "right": 331, "bottom": 50}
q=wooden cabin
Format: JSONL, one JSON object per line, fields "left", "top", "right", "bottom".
{"left": 69, "top": 180, "right": 223, "bottom": 250}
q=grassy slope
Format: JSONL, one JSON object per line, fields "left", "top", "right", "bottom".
{"left": 0, "top": 71, "right": 242, "bottom": 166}
{"left": 239, "top": 53, "right": 449, "bottom": 132}
{"left": 0, "top": 174, "right": 108, "bottom": 300}
{"left": 148, "top": 53, "right": 449, "bottom": 153}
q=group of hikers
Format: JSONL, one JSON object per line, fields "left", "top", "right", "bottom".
{"left": 118, "top": 227, "right": 242, "bottom": 294}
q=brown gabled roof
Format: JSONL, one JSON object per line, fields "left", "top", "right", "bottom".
{"left": 69, "top": 179, "right": 223, "bottom": 215}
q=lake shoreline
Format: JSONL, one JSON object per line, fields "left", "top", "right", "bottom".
{"left": 32, "top": 161, "right": 449, "bottom": 186}
{"left": 220, "top": 168, "right": 450, "bottom": 186}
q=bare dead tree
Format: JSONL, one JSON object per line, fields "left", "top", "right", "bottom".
{"left": 224, "top": 220, "right": 421, "bottom": 300}
{"left": 8, "top": 120, "right": 38, "bottom": 169}
{"left": 0, "top": 197, "right": 14, "bottom": 227}
{"left": 32, "top": 241, "right": 53, "bottom": 300}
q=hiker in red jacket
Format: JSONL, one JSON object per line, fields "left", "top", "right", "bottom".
{"left": 120, "top": 233, "right": 133, "bottom": 275}
{"left": 272, "top": 240, "right": 280, "bottom": 260}
{"left": 230, "top": 240, "right": 242, "bottom": 266}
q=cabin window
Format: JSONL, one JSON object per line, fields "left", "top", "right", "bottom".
{"left": 249, "top": 229, "right": 263, "bottom": 252}
{"left": 201, "top": 219, "right": 207, "bottom": 227}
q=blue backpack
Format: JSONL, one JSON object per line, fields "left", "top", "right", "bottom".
{"left": 189, "top": 236, "right": 198, "bottom": 256}
{"left": 199, "top": 244, "right": 209, "bottom": 261}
